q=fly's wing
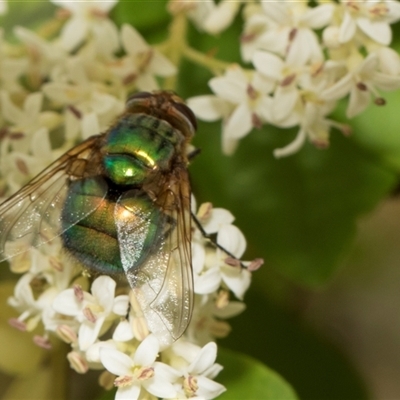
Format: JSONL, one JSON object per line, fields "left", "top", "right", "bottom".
{"left": 0, "top": 135, "right": 107, "bottom": 261}
{"left": 115, "top": 168, "right": 193, "bottom": 347}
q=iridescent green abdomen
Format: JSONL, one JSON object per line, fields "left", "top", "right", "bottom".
{"left": 61, "top": 178, "right": 164, "bottom": 274}
{"left": 102, "top": 113, "right": 183, "bottom": 186}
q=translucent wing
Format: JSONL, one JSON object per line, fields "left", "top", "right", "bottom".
{"left": 0, "top": 135, "right": 107, "bottom": 261}
{"left": 115, "top": 168, "right": 193, "bottom": 347}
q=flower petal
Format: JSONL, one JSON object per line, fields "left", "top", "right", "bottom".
{"left": 221, "top": 266, "right": 251, "bottom": 300}
{"left": 78, "top": 316, "right": 105, "bottom": 351}
{"left": 196, "top": 375, "right": 226, "bottom": 398}
{"left": 100, "top": 347, "right": 133, "bottom": 376}
{"left": 347, "top": 84, "right": 370, "bottom": 118}
{"left": 121, "top": 24, "right": 148, "bottom": 55}
{"left": 223, "top": 103, "right": 252, "bottom": 140}
{"left": 339, "top": 11, "right": 356, "bottom": 43}
{"left": 252, "top": 51, "right": 283, "bottom": 81}
{"left": 188, "top": 342, "right": 217, "bottom": 375}
{"left": 60, "top": 17, "right": 88, "bottom": 51}
{"left": 113, "top": 320, "right": 134, "bottom": 342}
{"left": 201, "top": 208, "right": 235, "bottom": 234}
{"left": 52, "top": 289, "right": 81, "bottom": 316}
{"left": 187, "top": 95, "right": 230, "bottom": 121}
{"left": 273, "top": 127, "right": 307, "bottom": 158}
{"left": 302, "top": 4, "right": 334, "bottom": 29}
{"left": 115, "top": 384, "right": 141, "bottom": 400}
{"left": 209, "top": 73, "right": 246, "bottom": 104}
{"left": 357, "top": 17, "right": 391, "bottom": 45}
{"left": 143, "top": 377, "right": 176, "bottom": 398}
{"left": 217, "top": 224, "right": 246, "bottom": 258}
{"left": 194, "top": 267, "right": 221, "bottom": 295}
{"left": 133, "top": 334, "right": 159, "bottom": 366}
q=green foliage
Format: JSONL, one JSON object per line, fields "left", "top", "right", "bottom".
{"left": 218, "top": 347, "right": 298, "bottom": 400}
{"left": 221, "top": 289, "right": 369, "bottom": 399}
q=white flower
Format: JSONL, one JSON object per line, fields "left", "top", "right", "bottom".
{"left": 172, "top": 341, "right": 226, "bottom": 399}
{"left": 242, "top": 1, "right": 334, "bottom": 64}
{"left": 322, "top": 51, "right": 400, "bottom": 118}
{"left": 1, "top": 92, "right": 44, "bottom": 151}
{"left": 43, "top": 58, "right": 123, "bottom": 139}
{"left": 192, "top": 203, "right": 251, "bottom": 299}
{"left": 0, "top": 30, "right": 27, "bottom": 93}
{"left": 52, "top": 0, "right": 119, "bottom": 55}
{"left": 0, "top": 0, "right": 7, "bottom": 15}
{"left": 201, "top": 0, "right": 242, "bottom": 35}
{"left": 110, "top": 24, "right": 176, "bottom": 92}
{"left": 187, "top": 294, "right": 245, "bottom": 345}
{"left": 253, "top": 50, "right": 306, "bottom": 124}
{"left": 8, "top": 263, "right": 72, "bottom": 332}
{"left": 338, "top": 0, "right": 400, "bottom": 45}
{"left": 14, "top": 26, "right": 68, "bottom": 87}
{"left": 188, "top": 65, "right": 272, "bottom": 154}
{"left": 100, "top": 334, "right": 176, "bottom": 400}
{"left": 52, "top": 276, "right": 129, "bottom": 351}
{"left": 272, "top": 105, "right": 348, "bottom": 158}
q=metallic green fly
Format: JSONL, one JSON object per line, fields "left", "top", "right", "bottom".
{"left": 0, "top": 91, "right": 198, "bottom": 344}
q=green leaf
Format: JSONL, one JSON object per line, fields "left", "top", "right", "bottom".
{"left": 1, "top": 1, "right": 55, "bottom": 35}
{"left": 218, "top": 347, "right": 298, "bottom": 400}
{"left": 111, "top": 0, "right": 169, "bottom": 31}
{"left": 221, "top": 289, "right": 369, "bottom": 400}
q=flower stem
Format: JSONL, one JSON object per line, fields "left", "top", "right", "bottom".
{"left": 160, "top": 11, "right": 240, "bottom": 90}
{"left": 182, "top": 45, "right": 232, "bottom": 75}
{"left": 163, "top": 12, "right": 188, "bottom": 90}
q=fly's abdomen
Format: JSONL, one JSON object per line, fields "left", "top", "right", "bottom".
{"left": 102, "top": 114, "right": 183, "bottom": 186}
{"left": 61, "top": 178, "right": 123, "bottom": 274}
{"left": 61, "top": 178, "right": 164, "bottom": 275}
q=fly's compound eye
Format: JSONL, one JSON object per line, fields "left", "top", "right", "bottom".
{"left": 172, "top": 102, "right": 197, "bottom": 133}
{"left": 126, "top": 91, "right": 153, "bottom": 105}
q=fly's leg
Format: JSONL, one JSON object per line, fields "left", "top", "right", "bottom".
{"left": 191, "top": 211, "right": 248, "bottom": 269}
{"left": 188, "top": 147, "right": 201, "bottom": 161}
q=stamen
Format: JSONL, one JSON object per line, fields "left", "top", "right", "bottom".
{"left": 33, "top": 335, "right": 52, "bottom": 349}
{"left": 252, "top": 113, "right": 262, "bottom": 129}
{"left": 16, "top": 158, "right": 29, "bottom": 175}
{"left": 184, "top": 375, "right": 199, "bottom": 397}
{"left": 281, "top": 73, "right": 296, "bottom": 87}
{"left": 83, "top": 307, "right": 97, "bottom": 323}
{"left": 68, "top": 105, "right": 82, "bottom": 119}
{"left": 73, "top": 284, "right": 84, "bottom": 302}
{"left": 356, "top": 82, "right": 368, "bottom": 91}
{"left": 8, "top": 318, "right": 27, "bottom": 331}
{"left": 114, "top": 375, "right": 134, "bottom": 387}
{"left": 374, "top": 97, "right": 386, "bottom": 106}
{"left": 247, "top": 258, "right": 264, "bottom": 272}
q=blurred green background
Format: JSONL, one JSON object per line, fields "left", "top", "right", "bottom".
{"left": 2, "top": 0, "right": 400, "bottom": 399}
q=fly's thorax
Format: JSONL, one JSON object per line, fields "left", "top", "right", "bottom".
{"left": 101, "top": 114, "right": 185, "bottom": 186}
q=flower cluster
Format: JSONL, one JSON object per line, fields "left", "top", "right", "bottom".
{"left": 0, "top": 1, "right": 262, "bottom": 399}
{"left": 186, "top": 0, "right": 400, "bottom": 157}
{"left": 6, "top": 202, "right": 252, "bottom": 399}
